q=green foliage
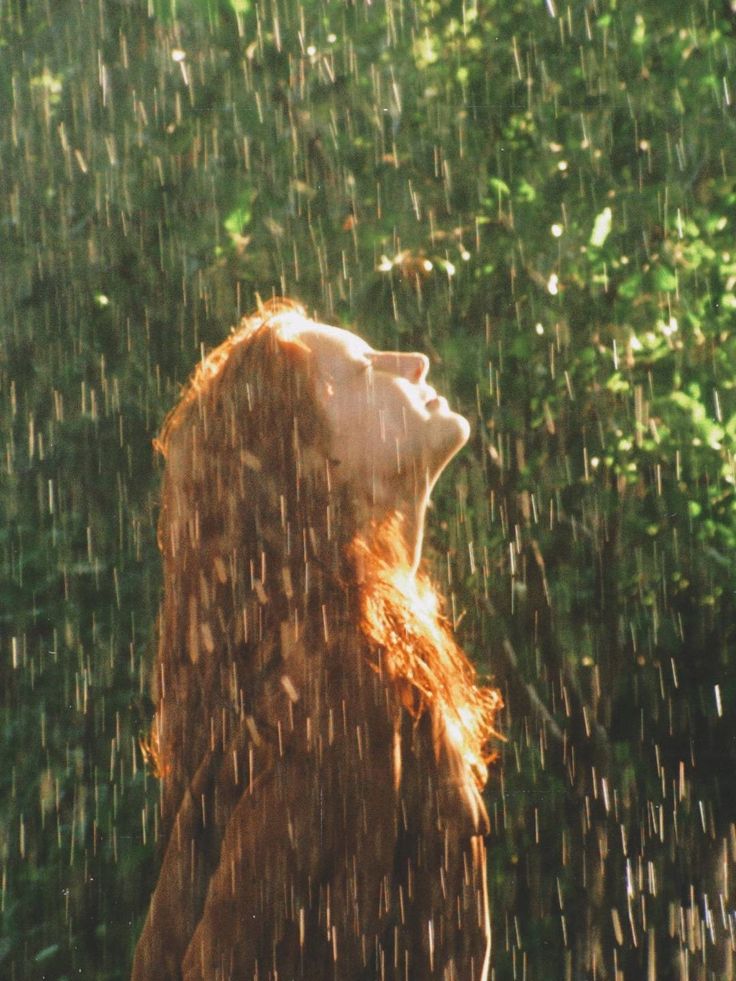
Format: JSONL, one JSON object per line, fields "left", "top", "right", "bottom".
{"left": 2, "top": 0, "right": 736, "bottom": 976}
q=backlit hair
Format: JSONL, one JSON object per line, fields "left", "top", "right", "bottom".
{"left": 352, "top": 516, "right": 501, "bottom": 792}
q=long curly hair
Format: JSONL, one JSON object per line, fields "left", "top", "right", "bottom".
{"left": 149, "top": 297, "right": 500, "bottom": 837}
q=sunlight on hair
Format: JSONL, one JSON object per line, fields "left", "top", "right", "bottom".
{"left": 351, "top": 515, "right": 502, "bottom": 791}
{"left": 154, "top": 297, "right": 307, "bottom": 458}
{"left": 138, "top": 722, "right": 167, "bottom": 780}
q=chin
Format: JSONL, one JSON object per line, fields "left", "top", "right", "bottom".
{"left": 452, "top": 411, "right": 471, "bottom": 446}
{"left": 428, "top": 408, "right": 470, "bottom": 465}
{"left": 440, "top": 401, "right": 470, "bottom": 440}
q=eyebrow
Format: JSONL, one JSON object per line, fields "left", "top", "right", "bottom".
{"left": 355, "top": 346, "right": 377, "bottom": 363}
{"left": 353, "top": 354, "right": 374, "bottom": 373}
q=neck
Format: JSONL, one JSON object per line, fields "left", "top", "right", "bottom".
{"left": 354, "top": 485, "right": 431, "bottom": 575}
{"left": 399, "top": 495, "right": 427, "bottom": 573}
{"left": 344, "top": 456, "right": 442, "bottom": 573}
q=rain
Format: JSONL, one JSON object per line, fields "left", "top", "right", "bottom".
{"left": 2, "top": 0, "right": 736, "bottom": 977}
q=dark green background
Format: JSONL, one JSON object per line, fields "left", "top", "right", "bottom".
{"left": 2, "top": 0, "right": 736, "bottom": 976}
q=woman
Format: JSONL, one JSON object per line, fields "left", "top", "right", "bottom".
{"left": 132, "top": 298, "right": 500, "bottom": 980}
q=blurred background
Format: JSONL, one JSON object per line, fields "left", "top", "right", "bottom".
{"left": 2, "top": 0, "right": 736, "bottom": 977}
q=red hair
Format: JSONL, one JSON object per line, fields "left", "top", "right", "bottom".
{"left": 353, "top": 515, "right": 501, "bottom": 795}
{"left": 151, "top": 298, "right": 345, "bottom": 826}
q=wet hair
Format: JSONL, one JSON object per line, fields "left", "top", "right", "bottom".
{"left": 353, "top": 517, "right": 501, "bottom": 800}
{"left": 149, "top": 297, "right": 499, "bottom": 837}
{"left": 151, "top": 297, "right": 353, "bottom": 830}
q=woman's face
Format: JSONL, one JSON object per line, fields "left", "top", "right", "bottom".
{"left": 279, "top": 316, "right": 470, "bottom": 500}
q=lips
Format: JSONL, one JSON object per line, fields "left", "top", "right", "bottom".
{"left": 424, "top": 385, "right": 450, "bottom": 411}
{"left": 420, "top": 384, "right": 447, "bottom": 411}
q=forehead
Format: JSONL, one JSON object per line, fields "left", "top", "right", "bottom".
{"left": 278, "top": 317, "right": 374, "bottom": 362}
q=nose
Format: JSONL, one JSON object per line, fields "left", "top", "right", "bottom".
{"left": 410, "top": 353, "right": 430, "bottom": 383}
{"left": 394, "top": 352, "right": 429, "bottom": 383}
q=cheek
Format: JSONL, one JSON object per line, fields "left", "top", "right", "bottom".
{"left": 367, "top": 392, "right": 419, "bottom": 454}
{"left": 325, "top": 387, "right": 374, "bottom": 437}
{"left": 328, "top": 378, "right": 387, "bottom": 434}
{"left": 324, "top": 397, "right": 401, "bottom": 475}
{"left": 324, "top": 379, "right": 432, "bottom": 477}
